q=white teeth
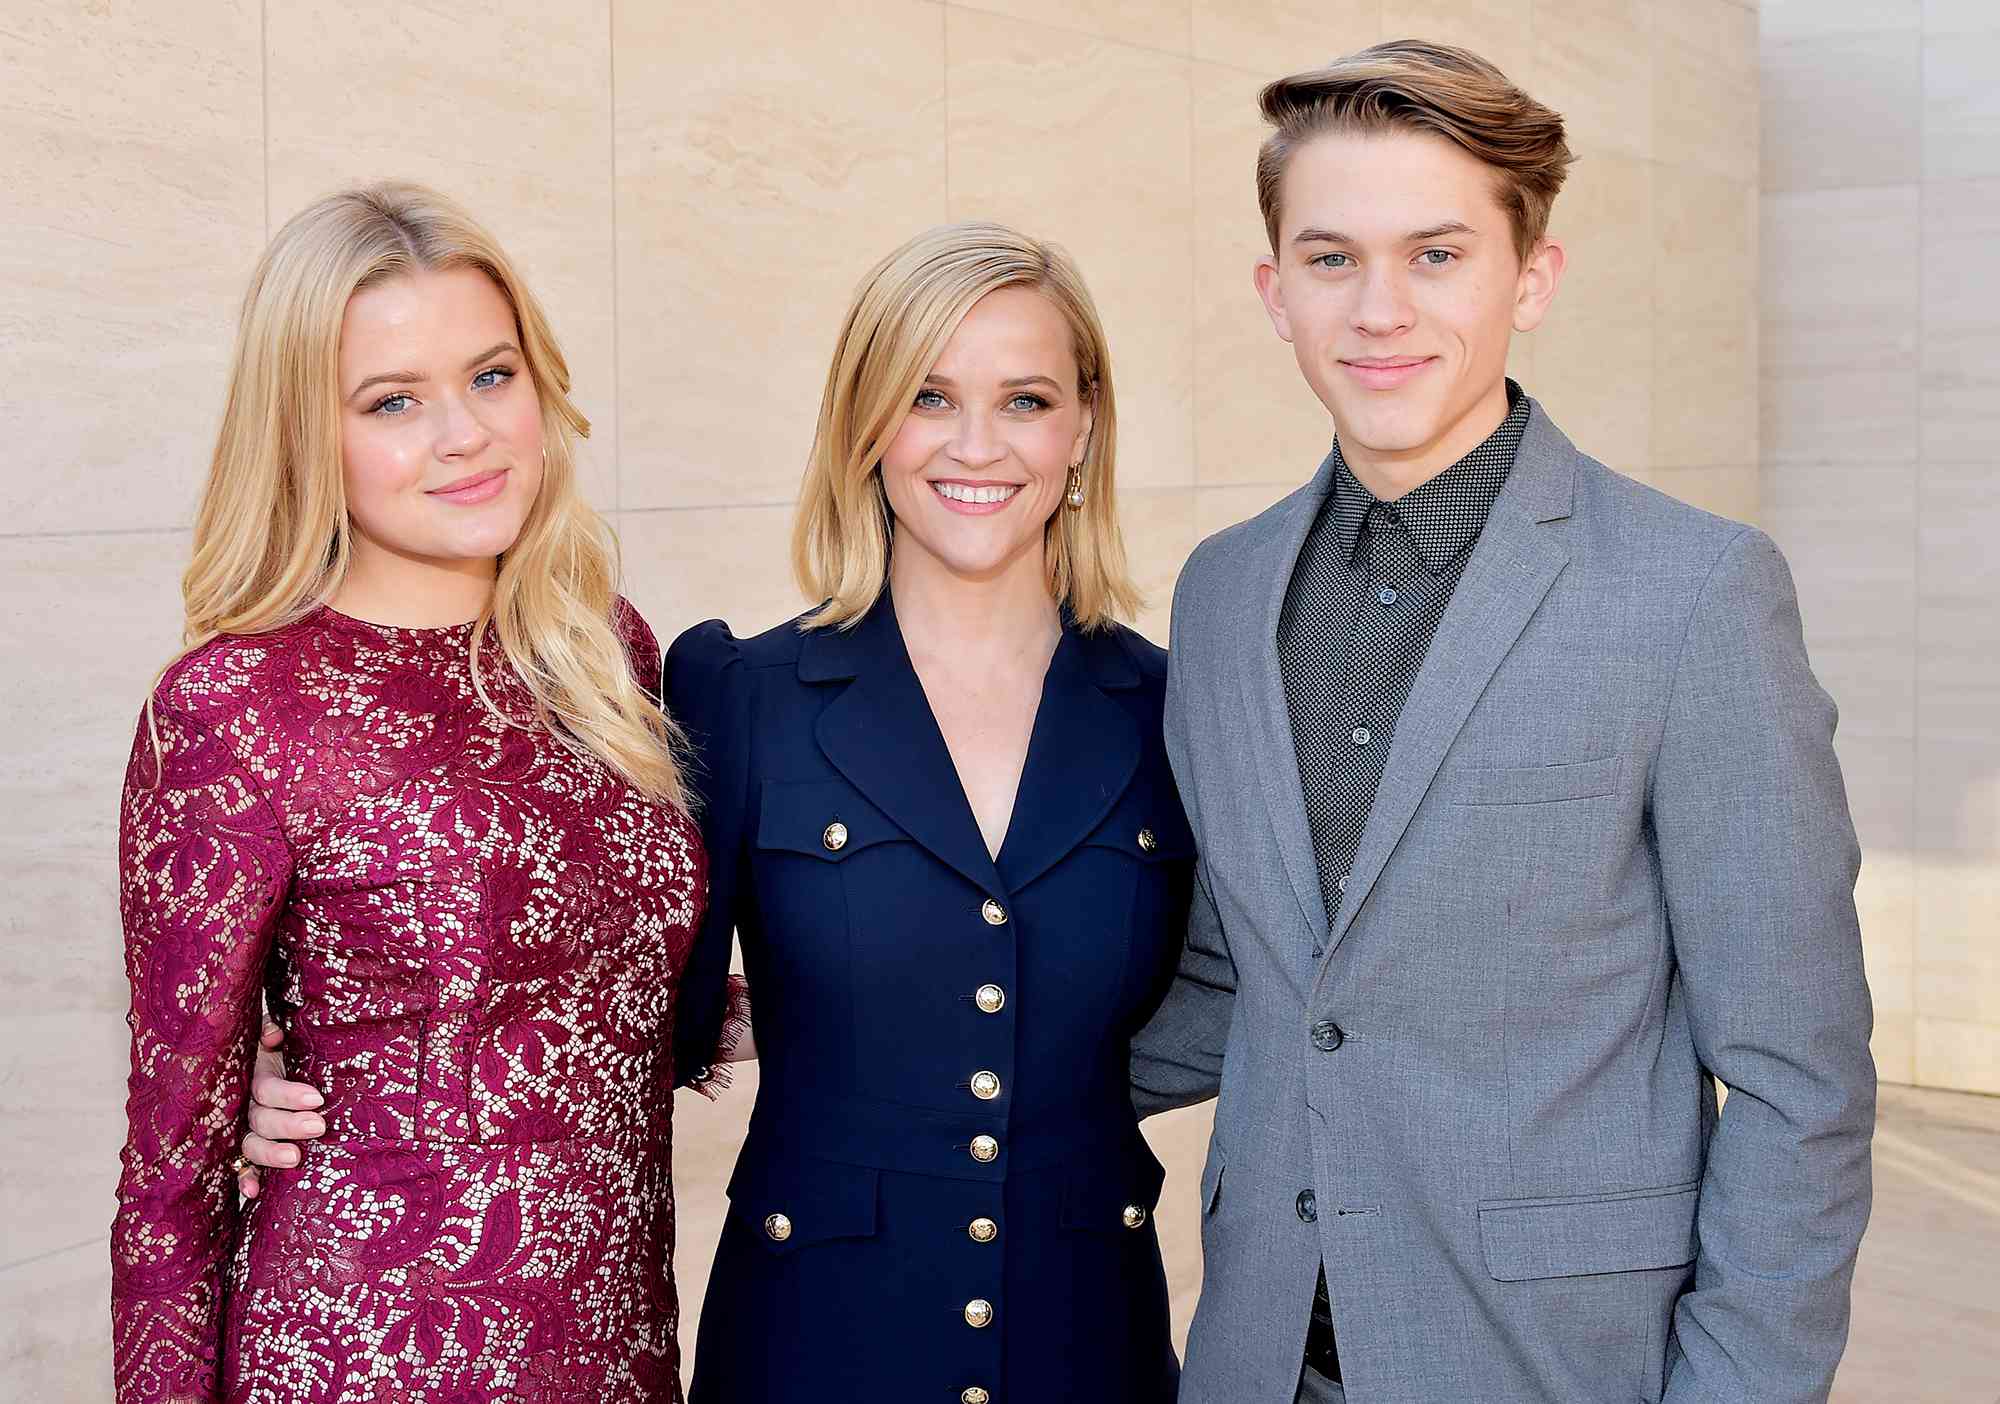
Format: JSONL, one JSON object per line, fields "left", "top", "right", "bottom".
{"left": 934, "top": 482, "right": 1020, "bottom": 505}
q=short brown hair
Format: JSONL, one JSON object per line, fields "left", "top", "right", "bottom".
{"left": 1256, "top": 40, "right": 1575, "bottom": 262}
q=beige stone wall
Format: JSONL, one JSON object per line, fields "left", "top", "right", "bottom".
{"left": 1761, "top": 0, "right": 2000, "bottom": 1096}
{"left": 0, "top": 1, "right": 1760, "bottom": 1394}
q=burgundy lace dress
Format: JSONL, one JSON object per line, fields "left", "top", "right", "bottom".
{"left": 111, "top": 602, "right": 724, "bottom": 1404}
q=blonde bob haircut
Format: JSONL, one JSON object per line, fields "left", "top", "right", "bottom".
{"left": 172, "top": 181, "right": 686, "bottom": 805}
{"left": 792, "top": 222, "right": 1140, "bottom": 633}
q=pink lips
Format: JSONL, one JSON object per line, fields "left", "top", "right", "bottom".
{"left": 427, "top": 468, "right": 510, "bottom": 505}
{"left": 1340, "top": 356, "right": 1436, "bottom": 391}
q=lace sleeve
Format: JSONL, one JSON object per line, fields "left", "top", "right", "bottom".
{"left": 110, "top": 698, "right": 291, "bottom": 1404}
{"left": 684, "top": 973, "right": 753, "bottom": 1099}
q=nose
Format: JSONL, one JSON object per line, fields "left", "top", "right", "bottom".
{"left": 434, "top": 390, "right": 494, "bottom": 462}
{"left": 947, "top": 412, "right": 1007, "bottom": 471}
{"left": 1351, "top": 265, "right": 1415, "bottom": 339}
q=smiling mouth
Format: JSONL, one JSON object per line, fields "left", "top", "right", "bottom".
{"left": 931, "top": 481, "right": 1023, "bottom": 507}
{"left": 1339, "top": 356, "right": 1436, "bottom": 389}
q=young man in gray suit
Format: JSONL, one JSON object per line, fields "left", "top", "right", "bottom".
{"left": 1132, "top": 41, "right": 1876, "bottom": 1404}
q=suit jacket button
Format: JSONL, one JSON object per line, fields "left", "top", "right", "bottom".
{"left": 1122, "top": 1204, "right": 1147, "bottom": 1229}
{"left": 974, "top": 983, "right": 1006, "bottom": 1014}
{"left": 821, "top": 821, "right": 848, "bottom": 852}
{"left": 970, "top": 1134, "right": 1000, "bottom": 1163}
{"left": 1311, "top": 1020, "right": 1345, "bottom": 1052}
{"left": 1297, "top": 1189, "right": 1318, "bottom": 1223}
{"left": 970, "top": 1070, "right": 1002, "bottom": 1101}
{"left": 964, "top": 1298, "right": 994, "bottom": 1328}
{"left": 968, "top": 1216, "right": 998, "bottom": 1244}
{"left": 1137, "top": 827, "right": 1158, "bottom": 853}
{"left": 981, "top": 899, "right": 1008, "bottom": 926}
{"left": 764, "top": 1213, "right": 792, "bottom": 1242}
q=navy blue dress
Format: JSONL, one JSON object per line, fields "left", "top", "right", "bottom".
{"left": 667, "top": 593, "right": 1191, "bottom": 1403}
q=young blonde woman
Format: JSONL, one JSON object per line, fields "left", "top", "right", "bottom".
{"left": 670, "top": 224, "right": 1192, "bottom": 1401}
{"left": 110, "top": 183, "right": 739, "bottom": 1404}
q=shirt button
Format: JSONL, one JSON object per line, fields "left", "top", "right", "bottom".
{"left": 1351, "top": 727, "right": 1372, "bottom": 746}
{"left": 968, "top": 1216, "right": 998, "bottom": 1244}
{"left": 1377, "top": 586, "right": 1399, "bottom": 606}
{"left": 1297, "top": 1189, "right": 1319, "bottom": 1223}
{"left": 964, "top": 1298, "right": 995, "bottom": 1328}
{"left": 974, "top": 983, "right": 1006, "bottom": 1014}
{"left": 1311, "top": 1020, "right": 1345, "bottom": 1052}
{"left": 981, "top": 899, "right": 1008, "bottom": 926}
{"left": 969, "top": 1070, "right": 1002, "bottom": 1101}
{"left": 969, "top": 1134, "right": 1000, "bottom": 1164}
{"left": 1338, "top": 874, "right": 1350, "bottom": 892}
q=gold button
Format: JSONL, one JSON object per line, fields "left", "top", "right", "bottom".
{"left": 964, "top": 1298, "right": 994, "bottom": 1329}
{"left": 1122, "top": 1204, "right": 1147, "bottom": 1229}
{"left": 974, "top": 983, "right": 1006, "bottom": 1014}
{"left": 969, "top": 1134, "right": 999, "bottom": 1163}
{"left": 981, "top": 898, "right": 1007, "bottom": 926}
{"left": 962, "top": 1390, "right": 991, "bottom": 1404}
{"left": 968, "top": 1216, "right": 998, "bottom": 1244}
{"left": 969, "top": 1070, "right": 1001, "bottom": 1101}
{"left": 822, "top": 821, "right": 848, "bottom": 851}
{"left": 1137, "top": 827, "right": 1158, "bottom": 853}
{"left": 764, "top": 1213, "right": 792, "bottom": 1242}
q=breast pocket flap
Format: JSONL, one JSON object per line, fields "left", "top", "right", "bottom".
{"left": 726, "top": 1154, "right": 881, "bottom": 1257}
{"left": 1450, "top": 756, "right": 1620, "bottom": 807}
{"left": 755, "top": 779, "right": 901, "bottom": 862}
{"left": 1478, "top": 1180, "right": 1699, "bottom": 1282}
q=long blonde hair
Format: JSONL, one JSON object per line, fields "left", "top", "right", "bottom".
{"left": 792, "top": 222, "right": 1140, "bottom": 632}
{"left": 175, "top": 181, "right": 685, "bottom": 804}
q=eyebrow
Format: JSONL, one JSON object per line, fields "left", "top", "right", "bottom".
{"left": 345, "top": 342, "right": 521, "bottom": 402}
{"left": 1292, "top": 221, "right": 1478, "bottom": 246}
{"left": 923, "top": 373, "right": 1065, "bottom": 392}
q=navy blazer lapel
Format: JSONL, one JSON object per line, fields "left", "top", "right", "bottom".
{"left": 1238, "top": 446, "right": 1343, "bottom": 944}
{"left": 997, "top": 624, "right": 1142, "bottom": 894}
{"left": 1316, "top": 402, "right": 1578, "bottom": 972}
{"left": 803, "top": 595, "right": 1006, "bottom": 898}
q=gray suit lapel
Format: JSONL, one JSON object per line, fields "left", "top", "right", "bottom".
{"left": 1315, "top": 402, "right": 1580, "bottom": 971}
{"left": 1237, "top": 446, "right": 1342, "bottom": 944}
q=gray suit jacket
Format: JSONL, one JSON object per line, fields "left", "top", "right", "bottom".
{"left": 1134, "top": 399, "right": 1875, "bottom": 1404}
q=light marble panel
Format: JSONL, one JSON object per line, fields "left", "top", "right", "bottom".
{"left": 1758, "top": 0, "right": 1920, "bottom": 40}
{"left": 1189, "top": 0, "right": 1380, "bottom": 77}
{"left": 1529, "top": 0, "right": 1655, "bottom": 162}
{"left": 0, "top": 1011, "right": 130, "bottom": 1270}
{"left": 1389, "top": 0, "right": 1537, "bottom": 86}
{"left": 0, "top": 533, "right": 189, "bottom": 1020}
{"left": 1915, "top": 462, "right": 2000, "bottom": 746}
{"left": 1654, "top": 309, "right": 1759, "bottom": 471}
{"left": 1914, "top": 734, "right": 2000, "bottom": 859}
{"left": 1190, "top": 63, "right": 1340, "bottom": 487}
{"left": 1759, "top": 32, "right": 1923, "bottom": 193}
{"left": 1915, "top": 858, "right": 2000, "bottom": 1026}
{"left": 0, "top": 1241, "right": 111, "bottom": 1402}
{"left": 951, "top": 0, "right": 1192, "bottom": 51}
{"left": 1919, "top": 178, "right": 2000, "bottom": 461}
{"left": 1915, "top": 1016, "right": 2000, "bottom": 1094}
{"left": 1922, "top": 0, "right": 2000, "bottom": 34}
{"left": 614, "top": 506, "right": 806, "bottom": 648}
{"left": 0, "top": 1, "right": 264, "bottom": 535}
{"left": 615, "top": 0, "right": 946, "bottom": 511}
{"left": 1761, "top": 463, "right": 1918, "bottom": 738}
{"left": 1760, "top": 186, "right": 1920, "bottom": 373}
{"left": 1195, "top": 481, "right": 1301, "bottom": 539}
{"left": 1655, "top": 163, "right": 1757, "bottom": 332}
{"left": 1922, "top": 31, "right": 2000, "bottom": 182}
{"left": 671, "top": 1061, "right": 756, "bottom": 1372}
{"left": 263, "top": 3, "right": 621, "bottom": 511}
{"left": 1761, "top": 364, "right": 1920, "bottom": 467}
{"left": 1121, "top": 488, "right": 1201, "bottom": 645}
{"left": 947, "top": 10, "right": 1196, "bottom": 491}
{"left": 1654, "top": 21, "right": 1760, "bottom": 186}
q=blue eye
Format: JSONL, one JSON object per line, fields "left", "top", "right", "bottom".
{"left": 914, "top": 388, "right": 950, "bottom": 410}
{"left": 472, "top": 366, "right": 515, "bottom": 391}
{"left": 1418, "top": 249, "right": 1456, "bottom": 267}
{"left": 371, "top": 393, "right": 414, "bottom": 416}
{"left": 1310, "top": 252, "right": 1353, "bottom": 269}
{"left": 1008, "top": 393, "right": 1051, "bottom": 412}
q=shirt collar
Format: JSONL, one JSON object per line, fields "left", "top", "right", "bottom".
{"left": 1326, "top": 380, "right": 1531, "bottom": 576}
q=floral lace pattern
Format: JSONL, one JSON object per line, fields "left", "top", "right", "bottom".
{"left": 112, "top": 603, "right": 706, "bottom": 1403}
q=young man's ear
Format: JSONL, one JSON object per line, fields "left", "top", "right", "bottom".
{"left": 1254, "top": 253, "right": 1295, "bottom": 344}
{"left": 1512, "top": 238, "right": 1565, "bottom": 334}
